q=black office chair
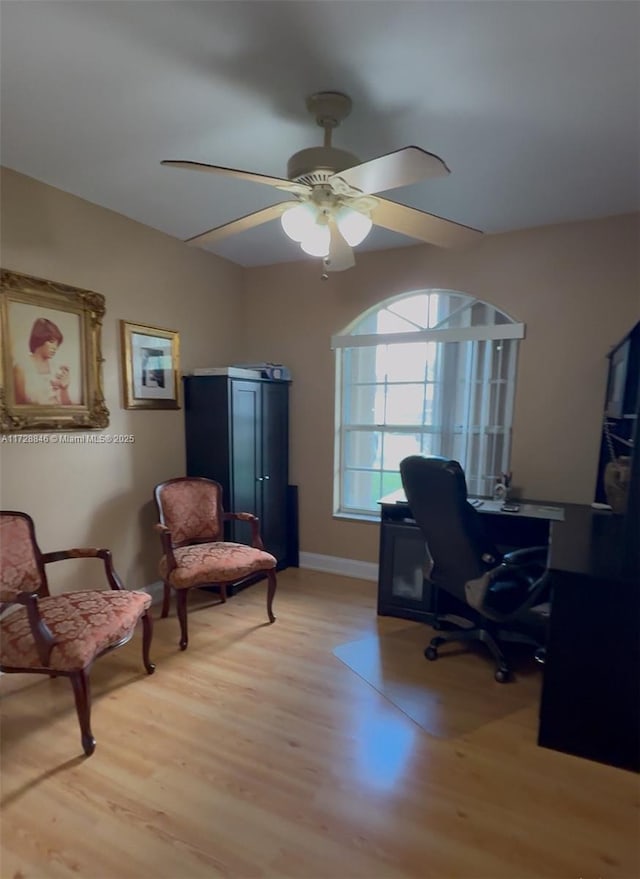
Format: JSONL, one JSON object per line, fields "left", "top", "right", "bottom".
{"left": 399, "top": 455, "right": 551, "bottom": 682}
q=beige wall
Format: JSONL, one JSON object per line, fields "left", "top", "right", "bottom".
{"left": 0, "top": 167, "right": 245, "bottom": 591}
{"left": 243, "top": 213, "right": 640, "bottom": 563}
{"left": 2, "top": 167, "right": 638, "bottom": 577}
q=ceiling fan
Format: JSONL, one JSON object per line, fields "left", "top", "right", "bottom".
{"left": 162, "top": 92, "right": 482, "bottom": 272}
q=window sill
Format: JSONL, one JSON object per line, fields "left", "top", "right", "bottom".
{"left": 333, "top": 511, "right": 379, "bottom": 524}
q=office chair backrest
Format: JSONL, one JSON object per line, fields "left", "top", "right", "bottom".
{"left": 399, "top": 455, "right": 499, "bottom": 601}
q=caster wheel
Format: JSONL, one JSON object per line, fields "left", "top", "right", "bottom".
{"left": 494, "top": 668, "right": 510, "bottom": 683}
{"left": 534, "top": 648, "right": 546, "bottom": 665}
{"left": 425, "top": 646, "right": 438, "bottom": 661}
{"left": 432, "top": 620, "right": 443, "bottom": 631}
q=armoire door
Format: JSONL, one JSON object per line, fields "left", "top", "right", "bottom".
{"left": 261, "top": 381, "right": 289, "bottom": 563}
{"left": 230, "top": 380, "right": 262, "bottom": 544}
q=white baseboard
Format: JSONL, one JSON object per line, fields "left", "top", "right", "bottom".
{"left": 298, "top": 552, "right": 378, "bottom": 582}
{"left": 143, "top": 555, "right": 380, "bottom": 595}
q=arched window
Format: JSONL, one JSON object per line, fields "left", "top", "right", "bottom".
{"left": 332, "top": 290, "right": 524, "bottom": 517}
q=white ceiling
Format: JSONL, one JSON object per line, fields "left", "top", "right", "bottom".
{"left": 1, "top": 0, "right": 639, "bottom": 268}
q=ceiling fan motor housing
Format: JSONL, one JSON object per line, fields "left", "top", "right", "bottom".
{"left": 287, "top": 146, "right": 361, "bottom": 186}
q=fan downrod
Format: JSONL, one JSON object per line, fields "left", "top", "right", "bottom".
{"left": 287, "top": 92, "right": 358, "bottom": 183}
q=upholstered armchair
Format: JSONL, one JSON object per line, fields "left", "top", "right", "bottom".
{"left": 154, "top": 477, "right": 277, "bottom": 650}
{"left": 0, "top": 511, "right": 155, "bottom": 756}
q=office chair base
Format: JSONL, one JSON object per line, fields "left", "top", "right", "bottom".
{"left": 425, "top": 627, "right": 512, "bottom": 683}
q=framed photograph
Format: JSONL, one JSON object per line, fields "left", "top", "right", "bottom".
{"left": 0, "top": 268, "right": 109, "bottom": 432}
{"left": 120, "top": 321, "right": 180, "bottom": 410}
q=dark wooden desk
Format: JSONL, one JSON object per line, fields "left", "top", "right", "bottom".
{"left": 377, "top": 495, "right": 640, "bottom": 772}
{"left": 540, "top": 505, "right": 639, "bottom": 772}
{"left": 377, "top": 491, "right": 556, "bottom": 624}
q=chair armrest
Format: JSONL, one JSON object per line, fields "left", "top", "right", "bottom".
{"left": 153, "top": 523, "right": 178, "bottom": 572}
{"left": 0, "top": 590, "right": 57, "bottom": 666}
{"left": 223, "top": 512, "right": 265, "bottom": 550}
{"left": 41, "top": 547, "right": 125, "bottom": 591}
{"left": 465, "top": 562, "right": 550, "bottom": 623}
{"left": 502, "top": 546, "right": 548, "bottom": 566}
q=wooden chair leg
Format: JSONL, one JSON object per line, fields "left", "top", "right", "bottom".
{"left": 161, "top": 582, "right": 171, "bottom": 618}
{"left": 141, "top": 610, "right": 156, "bottom": 674}
{"left": 266, "top": 569, "right": 277, "bottom": 624}
{"left": 176, "top": 589, "right": 189, "bottom": 650}
{"left": 219, "top": 584, "right": 227, "bottom": 603}
{"left": 70, "top": 669, "right": 96, "bottom": 757}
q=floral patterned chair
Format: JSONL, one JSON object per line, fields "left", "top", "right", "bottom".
{"left": 0, "top": 511, "right": 155, "bottom": 756}
{"left": 154, "top": 477, "right": 277, "bottom": 650}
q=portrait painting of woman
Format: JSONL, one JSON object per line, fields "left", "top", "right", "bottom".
{"left": 9, "top": 302, "right": 83, "bottom": 406}
{"left": 1, "top": 268, "right": 108, "bottom": 432}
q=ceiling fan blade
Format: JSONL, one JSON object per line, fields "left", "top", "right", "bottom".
{"left": 324, "top": 223, "right": 356, "bottom": 272}
{"left": 331, "top": 146, "right": 450, "bottom": 195}
{"left": 373, "top": 197, "right": 482, "bottom": 248}
{"left": 186, "top": 203, "right": 290, "bottom": 247}
{"left": 161, "top": 160, "right": 309, "bottom": 195}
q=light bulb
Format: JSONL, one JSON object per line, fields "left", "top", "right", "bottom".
{"left": 300, "top": 222, "right": 330, "bottom": 257}
{"left": 281, "top": 202, "right": 318, "bottom": 242}
{"left": 335, "top": 205, "right": 373, "bottom": 247}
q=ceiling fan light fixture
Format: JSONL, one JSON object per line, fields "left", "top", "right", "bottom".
{"left": 334, "top": 205, "right": 373, "bottom": 247}
{"left": 280, "top": 202, "right": 318, "bottom": 243}
{"left": 299, "top": 221, "right": 331, "bottom": 257}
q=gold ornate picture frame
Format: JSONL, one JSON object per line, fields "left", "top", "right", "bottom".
{"left": 120, "top": 320, "right": 180, "bottom": 410}
{"left": 0, "top": 269, "right": 109, "bottom": 432}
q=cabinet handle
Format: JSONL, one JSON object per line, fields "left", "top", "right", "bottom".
{"left": 256, "top": 477, "right": 264, "bottom": 482}
{"left": 263, "top": 475, "right": 270, "bottom": 480}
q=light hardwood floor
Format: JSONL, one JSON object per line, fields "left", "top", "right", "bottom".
{"left": 1, "top": 568, "right": 638, "bottom": 879}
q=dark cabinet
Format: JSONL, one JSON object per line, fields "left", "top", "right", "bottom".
{"left": 539, "top": 509, "right": 640, "bottom": 773}
{"left": 595, "top": 322, "right": 639, "bottom": 506}
{"left": 594, "top": 321, "right": 640, "bottom": 579}
{"left": 377, "top": 519, "right": 436, "bottom": 623}
{"left": 539, "top": 566, "right": 640, "bottom": 773}
{"left": 183, "top": 376, "right": 290, "bottom": 566}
